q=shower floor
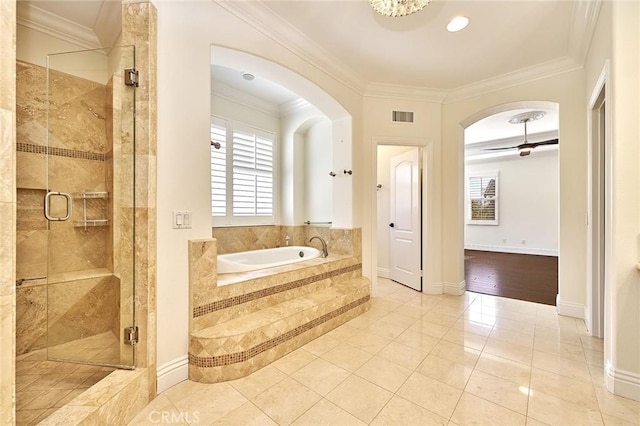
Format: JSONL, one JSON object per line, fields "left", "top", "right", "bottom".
{"left": 15, "top": 332, "right": 121, "bottom": 425}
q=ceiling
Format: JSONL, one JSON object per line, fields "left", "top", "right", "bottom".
{"left": 17, "top": 0, "right": 585, "bottom": 153}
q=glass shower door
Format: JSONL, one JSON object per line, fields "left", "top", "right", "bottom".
{"left": 45, "top": 46, "right": 136, "bottom": 368}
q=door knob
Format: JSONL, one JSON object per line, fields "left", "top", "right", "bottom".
{"left": 389, "top": 223, "right": 395, "bottom": 228}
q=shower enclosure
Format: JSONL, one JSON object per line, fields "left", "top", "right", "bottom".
{"left": 16, "top": 45, "right": 137, "bottom": 371}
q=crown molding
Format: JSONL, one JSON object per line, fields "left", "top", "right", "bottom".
{"left": 444, "top": 57, "right": 583, "bottom": 104}
{"left": 16, "top": 2, "right": 103, "bottom": 51}
{"left": 93, "top": 1, "right": 122, "bottom": 48}
{"left": 217, "top": 1, "right": 366, "bottom": 96}
{"left": 364, "top": 82, "right": 448, "bottom": 103}
{"left": 212, "top": 80, "right": 281, "bottom": 117}
{"left": 567, "top": 0, "right": 602, "bottom": 65}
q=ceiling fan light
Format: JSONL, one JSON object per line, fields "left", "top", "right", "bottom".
{"left": 370, "top": 0, "right": 432, "bottom": 17}
{"left": 447, "top": 16, "right": 469, "bottom": 32}
{"left": 518, "top": 146, "right": 533, "bottom": 156}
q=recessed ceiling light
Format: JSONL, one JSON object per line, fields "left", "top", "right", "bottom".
{"left": 446, "top": 16, "right": 469, "bottom": 32}
{"left": 241, "top": 72, "right": 255, "bottom": 81}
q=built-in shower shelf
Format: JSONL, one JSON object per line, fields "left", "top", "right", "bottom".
{"left": 74, "top": 191, "right": 109, "bottom": 199}
{"left": 74, "top": 219, "right": 110, "bottom": 227}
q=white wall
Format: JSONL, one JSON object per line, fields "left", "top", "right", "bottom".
{"left": 376, "top": 145, "right": 416, "bottom": 277}
{"left": 303, "top": 119, "right": 332, "bottom": 223}
{"left": 156, "top": 1, "right": 360, "bottom": 392}
{"left": 583, "top": 0, "right": 640, "bottom": 400}
{"left": 465, "top": 151, "right": 559, "bottom": 256}
{"left": 211, "top": 94, "right": 280, "bottom": 135}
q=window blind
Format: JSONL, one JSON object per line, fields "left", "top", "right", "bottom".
{"left": 210, "top": 121, "right": 227, "bottom": 217}
{"left": 232, "top": 130, "right": 273, "bottom": 217}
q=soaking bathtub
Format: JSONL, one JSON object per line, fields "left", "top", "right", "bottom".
{"left": 217, "top": 246, "right": 321, "bottom": 274}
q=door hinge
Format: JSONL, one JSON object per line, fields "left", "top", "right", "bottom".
{"left": 124, "top": 68, "right": 139, "bottom": 87}
{"left": 124, "top": 326, "right": 139, "bottom": 345}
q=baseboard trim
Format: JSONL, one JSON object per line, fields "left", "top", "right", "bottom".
{"left": 556, "top": 295, "right": 585, "bottom": 319}
{"left": 605, "top": 362, "right": 640, "bottom": 401}
{"left": 465, "top": 244, "right": 558, "bottom": 257}
{"left": 423, "top": 282, "right": 443, "bottom": 295}
{"left": 377, "top": 268, "right": 390, "bottom": 279}
{"left": 157, "top": 355, "right": 189, "bottom": 394}
{"left": 444, "top": 280, "right": 465, "bottom": 296}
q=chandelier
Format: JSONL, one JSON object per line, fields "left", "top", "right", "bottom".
{"left": 370, "top": 0, "right": 432, "bottom": 17}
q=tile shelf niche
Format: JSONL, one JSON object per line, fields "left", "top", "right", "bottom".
{"left": 74, "top": 191, "right": 110, "bottom": 229}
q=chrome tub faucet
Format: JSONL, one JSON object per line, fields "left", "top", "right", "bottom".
{"left": 309, "top": 236, "right": 328, "bottom": 258}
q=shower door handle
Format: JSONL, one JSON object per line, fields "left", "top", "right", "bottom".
{"left": 44, "top": 191, "right": 72, "bottom": 221}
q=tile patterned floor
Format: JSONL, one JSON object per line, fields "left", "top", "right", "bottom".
{"left": 15, "top": 333, "right": 118, "bottom": 425}
{"left": 129, "top": 279, "right": 640, "bottom": 426}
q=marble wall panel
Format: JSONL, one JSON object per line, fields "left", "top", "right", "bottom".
{"left": 16, "top": 152, "right": 46, "bottom": 190}
{"left": 0, "top": 201, "right": 16, "bottom": 297}
{"left": 15, "top": 284, "right": 47, "bottom": 354}
{"left": 189, "top": 239, "right": 217, "bottom": 327}
{"left": 213, "top": 225, "right": 282, "bottom": 254}
{"left": 0, "top": 109, "right": 15, "bottom": 202}
{"left": 0, "top": 295, "right": 15, "bottom": 426}
{"left": 48, "top": 156, "right": 106, "bottom": 193}
{"left": 16, "top": 62, "right": 46, "bottom": 129}
{"left": 48, "top": 224, "right": 108, "bottom": 274}
{"left": 47, "top": 275, "right": 119, "bottom": 347}
{"left": 16, "top": 230, "right": 47, "bottom": 280}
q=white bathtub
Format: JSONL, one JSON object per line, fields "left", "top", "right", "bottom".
{"left": 217, "top": 246, "right": 321, "bottom": 274}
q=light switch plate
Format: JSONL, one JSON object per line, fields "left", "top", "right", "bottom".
{"left": 173, "top": 211, "right": 192, "bottom": 229}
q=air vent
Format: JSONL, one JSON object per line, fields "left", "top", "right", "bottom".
{"left": 392, "top": 110, "right": 414, "bottom": 123}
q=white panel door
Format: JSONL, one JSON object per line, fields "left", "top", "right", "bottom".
{"left": 389, "top": 148, "right": 421, "bottom": 291}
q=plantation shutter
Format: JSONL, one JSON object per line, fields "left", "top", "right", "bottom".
{"left": 468, "top": 174, "right": 498, "bottom": 223}
{"left": 210, "top": 119, "right": 227, "bottom": 217}
{"left": 232, "top": 128, "right": 274, "bottom": 217}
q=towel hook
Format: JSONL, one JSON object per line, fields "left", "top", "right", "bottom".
{"left": 343, "top": 169, "right": 352, "bottom": 175}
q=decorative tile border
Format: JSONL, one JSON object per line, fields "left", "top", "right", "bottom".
{"left": 17, "top": 142, "right": 108, "bottom": 162}
{"left": 193, "top": 263, "right": 361, "bottom": 318}
{"left": 189, "top": 295, "right": 369, "bottom": 368}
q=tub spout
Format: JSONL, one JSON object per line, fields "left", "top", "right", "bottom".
{"left": 309, "top": 236, "right": 328, "bottom": 258}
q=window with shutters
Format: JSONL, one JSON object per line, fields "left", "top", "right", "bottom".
{"left": 467, "top": 172, "right": 498, "bottom": 225}
{"left": 211, "top": 116, "right": 276, "bottom": 226}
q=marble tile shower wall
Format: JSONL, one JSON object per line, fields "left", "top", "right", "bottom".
{"left": 15, "top": 61, "right": 121, "bottom": 356}
{"left": 213, "top": 225, "right": 359, "bottom": 258}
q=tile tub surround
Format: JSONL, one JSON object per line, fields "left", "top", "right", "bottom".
{"left": 188, "top": 234, "right": 370, "bottom": 383}
{"left": 213, "top": 225, "right": 361, "bottom": 258}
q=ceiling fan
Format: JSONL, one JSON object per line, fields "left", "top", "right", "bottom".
{"left": 484, "top": 111, "right": 558, "bottom": 157}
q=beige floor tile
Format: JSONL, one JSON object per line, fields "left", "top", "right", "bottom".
{"left": 580, "top": 335, "right": 605, "bottom": 352}
{"left": 451, "top": 392, "right": 526, "bottom": 426}
{"left": 230, "top": 365, "right": 288, "bottom": 399}
{"left": 488, "top": 328, "right": 535, "bottom": 349}
{"left": 463, "top": 310, "right": 497, "bottom": 326}
{"left": 162, "top": 379, "right": 213, "bottom": 405}
{"left": 532, "top": 350, "right": 592, "bottom": 383}
{"left": 364, "top": 320, "right": 408, "bottom": 340}
{"left": 346, "top": 330, "right": 391, "bottom": 355}
{"left": 16, "top": 390, "right": 46, "bottom": 411}
{"left": 589, "top": 363, "right": 606, "bottom": 388}
{"left": 396, "top": 372, "right": 462, "bottom": 419}
{"left": 271, "top": 348, "right": 317, "bottom": 375}
{"left": 19, "top": 388, "right": 72, "bottom": 411}
{"left": 392, "top": 304, "right": 425, "bottom": 319}
{"left": 291, "top": 399, "right": 365, "bottom": 426}
{"left": 16, "top": 408, "right": 49, "bottom": 426}
{"left": 361, "top": 307, "right": 392, "bottom": 320}
{"left": 213, "top": 401, "right": 278, "bottom": 426}
{"left": 493, "top": 317, "right": 536, "bottom": 336}
{"left": 370, "top": 298, "right": 403, "bottom": 311}
{"left": 291, "top": 358, "right": 350, "bottom": 396}
{"left": 324, "top": 324, "right": 359, "bottom": 341}
{"left": 54, "top": 389, "right": 85, "bottom": 408}
{"left": 533, "top": 336, "right": 585, "bottom": 362}
{"left": 347, "top": 314, "right": 380, "bottom": 329}
{"left": 252, "top": 378, "right": 321, "bottom": 426}
{"left": 585, "top": 347, "right": 606, "bottom": 367}
{"left": 483, "top": 338, "right": 533, "bottom": 365}
{"left": 429, "top": 304, "right": 465, "bottom": 318}
{"left": 172, "top": 382, "right": 248, "bottom": 424}
{"left": 394, "top": 329, "right": 440, "bottom": 353}
{"left": 25, "top": 374, "right": 64, "bottom": 391}
{"left": 430, "top": 340, "right": 480, "bottom": 367}
{"left": 409, "top": 319, "right": 450, "bottom": 339}
{"left": 601, "top": 412, "right": 639, "bottom": 426}
{"left": 475, "top": 352, "right": 531, "bottom": 387}
{"left": 354, "top": 356, "right": 412, "bottom": 392}
{"left": 453, "top": 319, "right": 493, "bottom": 337}
{"left": 442, "top": 328, "right": 488, "bottom": 351}
{"left": 377, "top": 311, "right": 419, "bottom": 328}
{"left": 527, "top": 389, "right": 604, "bottom": 425}
{"left": 594, "top": 386, "right": 640, "bottom": 425}
{"left": 326, "top": 375, "right": 393, "bottom": 424}
{"left": 530, "top": 368, "right": 599, "bottom": 409}
{"left": 465, "top": 370, "right": 529, "bottom": 414}
{"left": 417, "top": 355, "right": 473, "bottom": 389}
{"left": 422, "top": 312, "right": 459, "bottom": 328}
{"left": 534, "top": 325, "right": 582, "bottom": 346}
{"left": 321, "top": 343, "right": 373, "bottom": 372}
{"left": 371, "top": 395, "right": 447, "bottom": 426}
{"left": 127, "top": 394, "right": 182, "bottom": 426}
{"left": 302, "top": 333, "right": 341, "bottom": 356}
{"left": 377, "top": 341, "right": 427, "bottom": 370}
{"left": 526, "top": 418, "right": 550, "bottom": 426}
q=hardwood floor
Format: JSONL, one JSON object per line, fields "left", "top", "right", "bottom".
{"left": 464, "top": 250, "right": 558, "bottom": 306}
